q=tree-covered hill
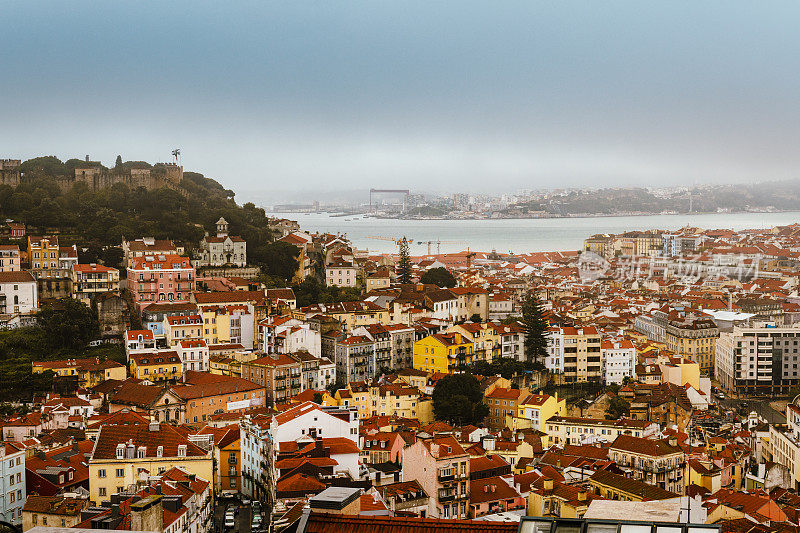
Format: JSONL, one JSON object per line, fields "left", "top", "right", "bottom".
{"left": 0, "top": 156, "right": 284, "bottom": 265}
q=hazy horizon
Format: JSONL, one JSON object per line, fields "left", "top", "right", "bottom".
{"left": 3, "top": 2, "right": 800, "bottom": 196}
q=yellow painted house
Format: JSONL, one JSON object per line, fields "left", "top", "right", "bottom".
{"left": 32, "top": 357, "right": 126, "bottom": 388}
{"left": 129, "top": 351, "right": 182, "bottom": 382}
{"left": 447, "top": 323, "right": 499, "bottom": 363}
{"left": 510, "top": 393, "right": 567, "bottom": 431}
{"left": 335, "top": 382, "right": 428, "bottom": 421}
{"left": 413, "top": 332, "right": 473, "bottom": 373}
{"left": 209, "top": 355, "right": 242, "bottom": 377}
{"left": 88, "top": 423, "right": 213, "bottom": 505}
{"left": 28, "top": 236, "right": 60, "bottom": 270}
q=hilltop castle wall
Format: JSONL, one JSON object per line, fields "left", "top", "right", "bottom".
{"left": 68, "top": 163, "right": 183, "bottom": 192}
{"left": 0, "top": 159, "right": 21, "bottom": 187}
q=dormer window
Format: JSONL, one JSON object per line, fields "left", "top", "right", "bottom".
{"left": 137, "top": 447, "right": 147, "bottom": 459}
{"left": 116, "top": 444, "right": 125, "bottom": 459}
{"left": 177, "top": 445, "right": 186, "bottom": 457}
{"left": 157, "top": 446, "right": 164, "bottom": 458}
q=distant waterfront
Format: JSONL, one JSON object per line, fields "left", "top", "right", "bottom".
{"left": 270, "top": 211, "right": 800, "bottom": 255}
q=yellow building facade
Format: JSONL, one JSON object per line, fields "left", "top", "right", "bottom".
{"left": 413, "top": 333, "right": 473, "bottom": 374}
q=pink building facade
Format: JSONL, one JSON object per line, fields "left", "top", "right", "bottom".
{"left": 127, "top": 254, "right": 195, "bottom": 311}
{"left": 0, "top": 245, "right": 20, "bottom": 272}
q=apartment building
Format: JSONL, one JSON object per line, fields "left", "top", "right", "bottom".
{"left": 335, "top": 335, "right": 376, "bottom": 383}
{"left": 601, "top": 339, "right": 636, "bottom": 385}
{"left": 768, "top": 401, "right": 800, "bottom": 491}
{"left": 140, "top": 302, "right": 199, "bottom": 338}
{"left": 546, "top": 327, "right": 602, "bottom": 383}
{"left": 127, "top": 254, "right": 195, "bottom": 310}
{"left": 177, "top": 339, "right": 210, "bottom": 373}
{"left": 0, "top": 245, "right": 20, "bottom": 272}
{"left": 200, "top": 303, "right": 255, "bottom": 349}
{"left": 665, "top": 315, "right": 718, "bottom": 375}
{"left": 239, "top": 413, "right": 275, "bottom": 506}
{"left": 544, "top": 416, "right": 658, "bottom": 447}
{"left": 70, "top": 263, "right": 120, "bottom": 304}
{"left": 609, "top": 434, "right": 685, "bottom": 495}
{"left": 28, "top": 237, "right": 76, "bottom": 299}
{"left": 32, "top": 357, "right": 126, "bottom": 388}
{"left": 0, "top": 442, "right": 26, "bottom": 526}
{"left": 240, "top": 354, "right": 302, "bottom": 406}
{"left": 22, "top": 495, "right": 88, "bottom": 531}
{"left": 87, "top": 421, "right": 213, "bottom": 505}
{"left": 511, "top": 393, "right": 566, "bottom": 431}
{"left": 122, "top": 237, "right": 181, "bottom": 268}
{"left": 402, "top": 435, "right": 470, "bottom": 519}
{"left": 326, "top": 260, "right": 358, "bottom": 287}
{"left": 413, "top": 332, "right": 473, "bottom": 374}
{"left": 385, "top": 324, "right": 415, "bottom": 369}
{"left": 484, "top": 387, "right": 527, "bottom": 431}
{"left": 352, "top": 324, "right": 393, "bottom": 371}
{"left": 129, "top": 350, "right": 182, "bottom": 382}
{"left": 715, "top": 324, "right": 800, "bottom": 395}
{"left": 163, "top": 314, "right": 203, "bottom": 347}
{"left": 0, "top": 271, "right": 37, "bottom": 316}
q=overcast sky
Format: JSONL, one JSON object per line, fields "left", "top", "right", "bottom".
{"left": 2, "top": 2, "right": 800, "bottom": 199}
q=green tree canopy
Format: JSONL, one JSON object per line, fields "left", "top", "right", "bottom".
{"left": 432, "top": 373, "right": 489, "bottom": 426}
{"left": 37, "top": 298, "right": 99, "bottom": 350}
{"left": 249, "top": 241, "right": 299, "bottom": 281}
{"left": 605, "top": 395, "right": 630, "bottom": 420}
{"left": 420, "top": 267, "right": 457, "bottom": 288}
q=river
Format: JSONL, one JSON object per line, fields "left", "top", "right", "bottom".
{"left": 270, "top": 211, "right": 800, "bottom": 255}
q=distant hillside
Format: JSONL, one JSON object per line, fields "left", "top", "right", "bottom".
{"left": 504, "top": 181, "right": 800, "bottom": 217}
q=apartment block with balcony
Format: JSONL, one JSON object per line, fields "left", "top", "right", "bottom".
{"left": 609, "top": 434, "right": 685, "bottom": 495}
{"left": 402, "top": 435, "right": 470, "bottom": 519}
{"left": 544, "top": 416, "right": 658, "bottom": 447}
{"left": 335, "top": 335, "right": 376, "bottom": 383}
{"left": 0, "top": 245, "right": 20, "bottom": 272}
{"left": 665, "top": 315, "right": 718, "bottom": 375}
{"left": 413, "top": 332, "right": 473, "bottom": 374}
{"left": 70, "top": 264, "right": 120, "bottom": 304}
{"left": 715, "top": 324, "right": 800, "bottom": 395}
{"left": 546, "top": 327, "right": 602, "bottom": 383}
{"left": 240, "top": 354, "right": 303, "bottom": 406}
{"left": 239, "top": 413, "right": 274, "bottom": 506}
{"left": 127, "top": 254, "right": 195, "bottom": 311}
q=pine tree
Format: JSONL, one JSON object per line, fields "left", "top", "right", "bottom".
{"left": 521, "top": 293, "right": 549, "bottom": 363}
{"left": 115, "top": 155, "right": 123, "bottom": 169}
{"left": 397, "top": 237, "right": 412, "bottom": 284}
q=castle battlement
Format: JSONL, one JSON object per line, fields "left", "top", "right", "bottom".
{"left": 2, "top": 157, "right": 184, "bottom": 192}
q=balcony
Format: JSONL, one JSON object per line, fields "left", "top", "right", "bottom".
{"left": 438, "top": 472, "right": 455, "bottom": 482}
{"left": 438, "top": 494, "right": 455, "bottom": 502}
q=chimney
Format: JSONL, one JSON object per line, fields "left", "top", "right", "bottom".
{"left": 149, "top": 421, "right": 160, "bottom": 432}
{"left": 130, "top": 495, "right": 164, "bottom": 533}
{"left": 668, "top": 436, "right": 677, "bottom": 447}
{"left": 578, "top": 490, "right": 587, "bottom": 501}
{"left": 543, "top": 479, "right": 553, "bottom": 491}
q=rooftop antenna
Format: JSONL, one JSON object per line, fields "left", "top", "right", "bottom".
{"left": 171, "top": 148, "right": 181, "bottom": 164}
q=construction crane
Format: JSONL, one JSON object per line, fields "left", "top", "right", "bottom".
{"left": 366, "top": 235, "right": 413, "bottom": 253}
{"left": 465, "top": 249, "right": 477, "bottom": 268}
{"left": 416, "top": 240, "right": 468, "bottom": 255}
